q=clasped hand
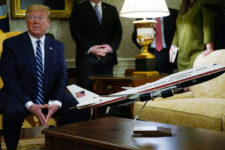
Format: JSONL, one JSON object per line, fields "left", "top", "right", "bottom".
{"left": 91, "top": 44, "right": 112, "bottom": 59}
{"left": 29, "top": 104, "right": 59, "bottom": 127}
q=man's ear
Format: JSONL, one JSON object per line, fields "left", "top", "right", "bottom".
{"left": 47, "top": 19, "right": 51, "bottom": 28}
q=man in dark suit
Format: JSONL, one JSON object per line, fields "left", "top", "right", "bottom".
{"left": 0, "top": 4, "right": 89, "bottom": 150}
{"left": 69, "top": 0, "right": 122, "bottom": 91}
{"left": 44, "top": 0, "right": 65, "bottom": 10}
{"left": 204, "top": 0, "right": 225, "bottom": 49}
{"left": 132, "top": 8, "right": 178, "bottom": 74}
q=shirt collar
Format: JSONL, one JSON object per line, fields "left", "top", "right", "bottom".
{"left": 90, "top": 0, "right": 102, "bottom": 8}
{"left": 28, "top": 32, "right": 45, "bottom": 45}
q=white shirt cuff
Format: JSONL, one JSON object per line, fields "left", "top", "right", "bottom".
{"left": 25, "top": 101, "right": 34, "bottom": 110}
{"left": 25, "top": 100, "right": 62, "bottom": 110}
{"left": 48, "top": 100, "right": 62, "bottom": 108}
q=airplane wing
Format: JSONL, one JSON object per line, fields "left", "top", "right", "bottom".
{"left": 67, "top": 63, "right": 225, "bottom": 109}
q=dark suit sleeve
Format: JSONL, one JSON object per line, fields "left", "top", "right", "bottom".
{"left": 132, "top": 25, "right": 141, "bottom": 49}
{"left": 49, "top": 42, "right": 67, "bottom": 101}
{"left": 164, "top": 9, "right": 178, "bottom": 47}
{"left": 69, "top": 4, "right": 93, "bottom": 53}
{"left": 108, "top": 7, "right": 122, "bottom": 52}
{"left": 0, "top": 40, "right": 31, "bottom": 103}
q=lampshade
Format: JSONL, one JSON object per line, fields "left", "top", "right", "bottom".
{"left": 120, "top": 0, "right": 170, "bottom": 18}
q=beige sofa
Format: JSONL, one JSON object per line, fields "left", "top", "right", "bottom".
{"left": 133, "top": 50, "right": 225, "bottom": 131}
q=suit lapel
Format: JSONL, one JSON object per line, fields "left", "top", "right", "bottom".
{"left": 87, "top": 1, "right": 103, "bottom": 26}
{"left": 43, "top": 36, "right": 53, "bottom": 90}
{"left": 23, "top": 32, "right": 37, "bottom": 85}
{"left": 101, "top": 3, "right": 106, "bottom": 25}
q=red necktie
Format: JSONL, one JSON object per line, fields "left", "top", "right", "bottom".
{"left": 155, "top": 18, "right": 163, "bottom": 52}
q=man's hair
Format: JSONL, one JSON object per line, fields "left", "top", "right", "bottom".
{"left": 26, "top": 4, "right": 50, "bottom": 18}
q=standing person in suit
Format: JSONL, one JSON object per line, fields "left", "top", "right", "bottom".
{"left": 0, "top": 4, "right": 89, "bottom": 150}
{"left": 169, "top": 0, "right": 215, "bottom": 71}
{"left": 132, "top": 8, "right": 178, "bottom": 74}
{"left": 44, "top": 0, "right": 65, "bottom": 10}
{"left": 204, "top": 0, "right": 225, "bottom": 49}
{"left": 213, "top": 0, "right": 225, "bottom": 49}
{"left": 69, "top": 0, "right": 122, "bottom": 91}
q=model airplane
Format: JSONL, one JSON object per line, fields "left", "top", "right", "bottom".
{"left": 67, "top": 63, "right": 225, "bottom": 109}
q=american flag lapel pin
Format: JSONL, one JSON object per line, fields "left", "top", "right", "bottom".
{"left": 49, "top": 47, "right": 53, "bottom": 50}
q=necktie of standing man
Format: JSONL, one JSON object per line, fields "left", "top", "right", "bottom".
{"left": 155, "top": 17, "right": 163, "bottom": 52}
{"left": 94, "top": 4, "right": 102, "bottom": 24}
{"left": 35, "top": 40, "right": 45, "bottom": 105}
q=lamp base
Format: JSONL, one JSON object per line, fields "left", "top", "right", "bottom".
{"left": 135, "top": 57, "right": 157, "bottom": 71}
{"left": 136, "top": 52, "right": 155, "bottom": 59}
{"left": 134, "top": 56, "right": 159, "bottom": 76}
{"left": 133, "top": 126, "right": 172, "bottom": 137}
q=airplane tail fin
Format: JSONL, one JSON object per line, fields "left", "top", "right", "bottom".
{"left": 67, "top": 84, "right": 99, "bottom": 107}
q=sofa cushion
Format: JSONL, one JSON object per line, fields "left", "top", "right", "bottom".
{"left": 133, "top": 98, "right": 225, "bottom": 131}
{"left": 190, "top": 50, "right": 225, "bottom": 98}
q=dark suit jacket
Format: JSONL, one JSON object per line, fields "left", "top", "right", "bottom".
{"left": 69, "top": 0, "right": 122, "bottom": 66}
{"left": 0, "top": 32, "right": 67, "bottom": 110}
{"left": 44, "top": 0, "right": 65, "bottom": 10}
{"left": 214, "top": 13, "right": 225, "bottom": 50}
{"left": 132, "top": 8, "right": 178, "bottom": 74}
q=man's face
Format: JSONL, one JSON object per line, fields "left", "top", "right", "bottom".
{"left": 90, "top": 0, "right": 100, "bottom": 4}
{"left": 26, "top": 10, "right": 50, "bottom": 39}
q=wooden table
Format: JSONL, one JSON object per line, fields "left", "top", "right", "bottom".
{"left": 42, "top": 117, "right": 225, "bottom": 150}
{"left": 89, "top": 75, "right": 163, "bottom": 118}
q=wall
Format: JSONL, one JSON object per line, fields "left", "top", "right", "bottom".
{"left": 7, "top": 0, "right": 181, "bottom": 75}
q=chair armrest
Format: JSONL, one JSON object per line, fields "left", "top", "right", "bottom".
{"left": 0, "top": 78, "right": 3, "bottom": 89}
{"left": 22, "top": 115, "right": 58, "bottom": 128}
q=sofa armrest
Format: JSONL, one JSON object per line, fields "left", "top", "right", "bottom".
{"left": 154, "top": 91, "right": 194, "bottom": 101}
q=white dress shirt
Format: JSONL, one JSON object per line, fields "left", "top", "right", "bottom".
{"left": 151, "top": 17, "right": 166, "bottom": 49}
{"left": 90, "top": 1, "right": 102, "bottom": 18}
{"left": 25, "top": 33, "right": 62, "bottom": 110}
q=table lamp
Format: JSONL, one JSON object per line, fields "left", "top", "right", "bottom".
{"left": 120, "top": 0, "right": 170, "bottom": 77}
{"left": 120, "top": 0, "right": 171, "bottom": 136}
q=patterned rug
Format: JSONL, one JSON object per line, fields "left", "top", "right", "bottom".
{"left": 1, "top": 138, "right": 45, "bottom": 150}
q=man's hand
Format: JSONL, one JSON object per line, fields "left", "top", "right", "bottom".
{"left": 90, "top": 45, "right": 104, "bottom": 59}
{"left": 100, "top": 44, "right": 113, "bottom": 53}
{"left": 29, "top": 104, "right": 59, "bottom": 127}
{"left": 90, "top": 44, "right": 113, "bottom": 59}
{"left": 29, "top": 104, "right": 48, "bottom": 127}
{"left": 45, "top": 104, "right": 59, "bottom": 125}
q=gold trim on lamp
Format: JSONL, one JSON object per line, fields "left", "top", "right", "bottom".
{"left": 134, "top": 19, "right": 156, "bottom": 59}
